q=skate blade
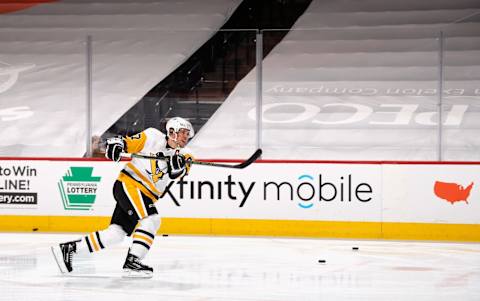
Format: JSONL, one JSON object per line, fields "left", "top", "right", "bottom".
{"left": 122, "top": 269, "right": 153, "bottom": 279}
{"left": 51, "top": 246, "right": 68, "bottom": 274}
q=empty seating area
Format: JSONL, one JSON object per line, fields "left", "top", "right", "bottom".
{"left": 0, "top": 0, "right": 479, "bottom": 160}
{"left": 0, "top": 0, "right": 241, "bottom": 157}
{"left": 191, "top": 0, "right": 480, "bottom": 161}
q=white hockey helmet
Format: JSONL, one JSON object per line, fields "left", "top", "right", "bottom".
{"left": 166, "top": 117, "right": 194, "bottom": 138}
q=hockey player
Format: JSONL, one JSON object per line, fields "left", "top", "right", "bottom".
{"left": 51, "top": 117, "right": 195, "bottom": 278}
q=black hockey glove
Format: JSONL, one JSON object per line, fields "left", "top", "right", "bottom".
{"left": 105, "top": 137, "right": 124, "bottom": 162}
{"left": 167, "top": 153, "right": 186, "bottom": 179}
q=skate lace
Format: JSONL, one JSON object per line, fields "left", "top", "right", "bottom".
{"left": 129, "top": 256, "right": 151, "bottom": 270}
{"left": 63, "top": 244, "right": 75, "bottom": 264}
{"left": 133, "top": 257, "right": 146, "bottom": 267}
{"left": 68, "top": 249, "right": 74, "bottom": 263}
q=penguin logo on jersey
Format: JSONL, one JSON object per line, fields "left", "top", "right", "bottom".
{"left": 147, "top": 160, "right": 165, "bottom": 183}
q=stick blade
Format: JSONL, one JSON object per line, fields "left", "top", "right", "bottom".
{"left": 235, "top": 148, "right": 262, "bottom": 169}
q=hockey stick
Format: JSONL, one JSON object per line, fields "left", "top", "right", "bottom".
{"left": 120, "top": 148, "right": 262, "bottom": 169}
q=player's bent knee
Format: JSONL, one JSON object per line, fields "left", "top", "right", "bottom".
{"left": 107, "top": 223, "right": 127, "bottom": 242}
{"left": 139, "top": 214, "right": 161, "bottom": 234}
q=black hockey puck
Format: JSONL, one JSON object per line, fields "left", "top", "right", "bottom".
{"left": 318, "top": 259, "right": 326, "bottom": 263}
{"left": 162, "top": 234, "right": 169, "bottom": 237}
{"left": 352, "top": 247, "right": 359, "bottom": 251}
{"left": 32, "top": 228, "right": 38, "bottom": 232}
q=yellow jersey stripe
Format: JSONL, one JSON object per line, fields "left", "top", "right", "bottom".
{"left": 126, "top": 162, "right": 162, "bottom": 196}
{"left": 123, "top": 182, "right": 147, "bottom": 219}
{"left": 117, "top": 173, "right": 158, "bottom": 203}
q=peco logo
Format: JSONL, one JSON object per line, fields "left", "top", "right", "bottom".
{"left": 0, "top": 61, "right": 35, "bottom": 94}
{"left": 0, "top": 61, "right": 35, "bottom": 121}
{"left": 248, "top": 102, "right": 468, "bottom": 126}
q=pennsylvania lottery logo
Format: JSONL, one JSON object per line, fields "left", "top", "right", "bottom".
{"left": 57, "top": 167, "right": 101, "bottom": 211}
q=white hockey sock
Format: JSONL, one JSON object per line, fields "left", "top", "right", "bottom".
{"left": 129, "top": 214, "right": 161, "bottom": 259}
{"left": 130, "top": 229, "right": 155, "bottom": 259}
{"left": 76, "top": 224, "right": 127, "bottom": 254}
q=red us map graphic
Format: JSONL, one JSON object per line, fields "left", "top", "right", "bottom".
{"left": 0, "top": 0, "right": 57, "bottom": 14}
{"left": 434, "top": 181, "right": 474, "bottom": 204}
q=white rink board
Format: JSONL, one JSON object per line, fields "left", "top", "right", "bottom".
{"left": 383, "top": 164, "right": 480, "bottom": 224}
{"left": 0, "top": 159, "right": 479, "bottom": 225}
{"left": 0, "top": 160, "right": 121, "bottom": 216}
{"left": 160, "top": 163, "right": 382, "bottom": 221}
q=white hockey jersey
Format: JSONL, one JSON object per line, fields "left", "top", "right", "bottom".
{"left": 117, "top": 127, "right": 191, "bottom": 202}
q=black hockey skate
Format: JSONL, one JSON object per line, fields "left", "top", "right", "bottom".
{"left": 123, "top": 252, "right": 153, "bottom": 278}
{"left": 51, "top": 240, "right": 78, "bottom": 273}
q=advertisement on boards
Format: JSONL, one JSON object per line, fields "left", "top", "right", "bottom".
{"left": 382, "top": 164, "right": 480, "bottom": 224}
{"left": 0, "top": 160, "right": 121, "bottom": 216}
{"left": 157, "top": 163, "right": 383, "bottom": 221}
{"left": 0, "top": 161, "right": 38, "bottom": 208}
{"left": 0, "top": 159, "right": 478, "bottom": 225}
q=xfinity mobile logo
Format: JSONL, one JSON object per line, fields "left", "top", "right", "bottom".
{"left": 57, "top": 167, "right": 101, "bottom": 210}
{"left": 163, "top": 173, "right": 373, "bottom": 208}
{"left": 294, "top": 174, "right": 372, "bottom": 209}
